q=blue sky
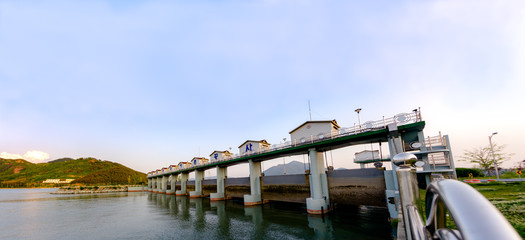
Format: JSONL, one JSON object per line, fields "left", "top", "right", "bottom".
{"left": 1, "top": 0, "right": 524, "bottom": 174}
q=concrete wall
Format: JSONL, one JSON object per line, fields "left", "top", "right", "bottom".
{"left": 218, "top": 169, "right": 385, "bottom": 207}
{"left": 225, "top": 177, "right": 251, "bottom": 198}
{"left": 327, "top": 168, "right": 386, "bottom": 207}
{"left": 262, "top": 174, "right": 310, "bottom": 203}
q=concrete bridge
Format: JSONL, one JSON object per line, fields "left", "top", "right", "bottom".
{"left": 146, "top": 110, "right": 456, "bottom": 218}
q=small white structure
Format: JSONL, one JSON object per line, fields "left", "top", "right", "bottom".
{"left": 354, "top": 150, "right": 381, "bottom": 168}
{"left": 191, "top": 157, "right": 209, "bottom": 166}
{"left": 238, "top": 140, "right": 271, "bottom": 155}
{"left": 289, "top": 120, "right": 340, "bottom": 144}
{"left": 169, "top": 165, "right": 178, "bottom": 172}
{"left": 354, "top": 150, "right": 380, "bottom": 163}
{"left": 42, "top": 179, "right": 75, "bottom": 184}
{"left": 178, "top": 162, "right": 191, "bottom": 169}
{"left": 162, "top": 167, "right": 169, "bottom": 173}
{"left": 210, "top": 150, "right": 233, "bottom": 161}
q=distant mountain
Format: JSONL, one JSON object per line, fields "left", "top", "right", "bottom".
{"left": 264, "top": 161, "right": 308, "bottom": 176}
{"left": 48, "top": 157, "right": 75, "bottom": 163}
{"left": 0, "top": 157, "right": 146, "bottom": 187}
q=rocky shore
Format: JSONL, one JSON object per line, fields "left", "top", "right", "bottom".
{"left": 51, "top": 186, "right": 128, "bottom": 194}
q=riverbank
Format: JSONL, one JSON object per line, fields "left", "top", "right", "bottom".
{"left": 52, "top": 186, "right": 128, "bottom": 194}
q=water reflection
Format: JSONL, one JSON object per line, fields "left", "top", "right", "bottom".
{"left": 147, "top": 193, "right": 393, "bottom": 240}
{"left": 308, "top": 215, "right": 333, "bottom": 239}
{"left": 0, "top": 189, "right": 392, "bottom": 240}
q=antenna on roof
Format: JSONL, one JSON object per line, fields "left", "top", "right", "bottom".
{"left": 308, "top": 100, "right": 312, "bottom": 121}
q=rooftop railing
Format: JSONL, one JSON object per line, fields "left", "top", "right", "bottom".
{"left": 150, "top": 111, "right": 421, "bottom": 177}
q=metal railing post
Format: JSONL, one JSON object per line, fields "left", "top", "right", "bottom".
{"left": 393, "top": 153, "right": 427, "bottom": 240}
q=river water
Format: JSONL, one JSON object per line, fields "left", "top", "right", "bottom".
{"left": 0, "top": 189, "right": 393, "bottom": 240}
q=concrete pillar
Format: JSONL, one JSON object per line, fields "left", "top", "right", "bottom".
{"left": 306, "top": 148, "right": 330, "bottom": 214}
{"left": 147, "top": 178, "right": 152, "bottom": 192}
{"left": 154, "top": 177, "right": 160, "bottom": 193}
{"left": 210, "top": 166, "right": 227, "bottom": 201}
{"left": 385, "top": 123, "right": 403, "bottom": 219}
{"left": 167, "top": 174, "right": 176, "bottom": 195}
{"left": 244, "top": 160, "right": 262, "bottom": 206}
{"left": 176, "top": 172, "right": 189, "bottom": 196}
{"left": 159, "top": 175, "right": 167, "bottom": 194}
{"left": 190, "top": 170, "right": 205, "bottom": 198}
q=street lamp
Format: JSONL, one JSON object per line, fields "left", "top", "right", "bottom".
{"left": 489, "top": 132, "right": 499, "bottom": 180}
{"left": 283, "top": 138, "right": 287, "bottom": 175}
{"left": 355, "top": 108, "right": 362, "bottom": 130}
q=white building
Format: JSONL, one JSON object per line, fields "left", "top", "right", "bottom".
{"left": 209, "top": 150, "right": 233, "bottom": 161}
{"left": 178, "top": 162, "right": 192, "bottom": 169}
{"left": 191, "top": 157, "right": 209, "bottom": 166}
{"left": 238, "top": 140, "right": 271, "bottom": 155}
{"left": 289, "top": 120, "right": 340, "bottom": 144}
{"left": 169, "top": 165, "right": 178, "bottom": 172}
{"left": 42, "top": 179, "right": 75, "bottom": 184}
{"left": 354, "top": 150, "right": 380, "bottom": 163}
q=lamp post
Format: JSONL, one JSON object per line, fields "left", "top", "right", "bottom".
{"left": 355, "top": 108, "right": 362, "bottom": 131}
{"left": 283, "top": 138, "right": 287, "bottom": 175}
{"left": 489, "top": 132, "right": 499, "bottom": 180}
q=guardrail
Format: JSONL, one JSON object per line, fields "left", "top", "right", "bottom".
{"left": 393, "top": 153, "right": 521, "bottom": 240}
{"left": 148, "top": 111, "right": 421, "bottom": 177}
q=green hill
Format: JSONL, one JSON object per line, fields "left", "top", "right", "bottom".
{"left": 0, "top": 157, "right": 146, "bottom": 187}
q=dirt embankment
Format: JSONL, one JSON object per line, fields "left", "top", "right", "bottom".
{"left": 52, "top": 186, "right": 128, "bottom": 194}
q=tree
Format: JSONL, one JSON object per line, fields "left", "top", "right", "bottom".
{"left": 461, "top": 143, "right": 514, "bottom": 172}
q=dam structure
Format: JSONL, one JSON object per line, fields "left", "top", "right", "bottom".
{"left": 146, "top": 109, "right": 456, "bottom": 218}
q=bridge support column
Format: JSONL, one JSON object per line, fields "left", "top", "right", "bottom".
{"left": 306, "top": 148, "right": 330, "bottom": 214}
{"left": 385, "top": 123, "right": 404, "bottom": 219}
{"left": 244, "top": 160, "right": 262, "bottom": 206}
{"left": 159, "top": 175, "right": 167, "bottom": 194}
{"left": 167, "top": 174, "right": 176, "bottom": 195}
{"left": 147, "top": 178, "right": 152, "bottom": 192}
{"left": 211, "top": 166, "right": 227, "bottom": 201}
{"left": 190, "top": 170, "right": 205, "bottom": 198}
{"left": 176, "top": 172, "right": 189, "bottom": 196}
{"left": 153, "top": 177, "right": 160, "bottom": 193}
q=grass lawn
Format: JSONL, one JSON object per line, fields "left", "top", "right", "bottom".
{"left": 468, "top": 181, "right": 525, "bottom": 238}
{"left": 416, "top": 181, "right": 524, "bottom": 238}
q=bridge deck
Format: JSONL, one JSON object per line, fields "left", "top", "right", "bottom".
{"left": 149, "top": 121, "right": 425, "bottom": 178}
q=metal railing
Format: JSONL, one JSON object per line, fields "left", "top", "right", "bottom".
{"left": 424, "top": 132, "right": 447, "bottom": 150}
{"left": 149, "top": 111, "right": 421, "bottom": 177}
{"left": 428, "top": 152, "right": 449, "bottom": 168}
{"left": 394, "top": 153, "right": 521, "bottom": 240}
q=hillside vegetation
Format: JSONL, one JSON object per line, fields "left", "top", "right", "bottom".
{"left": 0, "top": 157, "right": 146, "bottom": 187}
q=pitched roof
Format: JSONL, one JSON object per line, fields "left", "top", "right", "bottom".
{"left": 209, "top": 150, "right": 232, "bottom": 156}
{"left": 289, "top": 120, "right": 340, "bottom": 134}
{"left": 238, "top": 139, "right": 270, "bottom": 148}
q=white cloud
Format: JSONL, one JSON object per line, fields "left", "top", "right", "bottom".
{"left": 0, "top": 152, "right": 24, "bottom": 160}
{"left": 0, "top": 150, "right": 50, "bottom": 163}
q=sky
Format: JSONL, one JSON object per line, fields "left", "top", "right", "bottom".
{"left": 1, "top": 0, "right": 524, "bottom": 175}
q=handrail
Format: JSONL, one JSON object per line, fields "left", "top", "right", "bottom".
{"left": 425, "top": 180, "right": 521, "bottom": 240}
{"left": 394, "top": 153, "right": 521, "bottom": 240}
